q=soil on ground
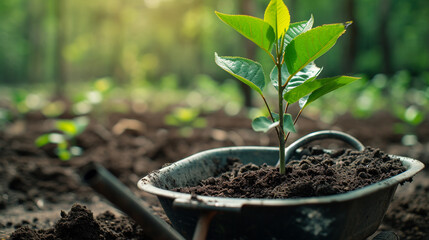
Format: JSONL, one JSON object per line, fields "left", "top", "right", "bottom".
{"left": 0, "top": 110, "right": 428, "bottom": 240}
{"left": 176, "top": 147, "right": 406, "bottom": 198}
{"left": 9, "top": 204, "right": 148, "bottom": 240}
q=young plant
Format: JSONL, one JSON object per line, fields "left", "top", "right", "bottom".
{"left": 165, "top": 107, "right": 207, "bottom": 137}
{"left": 215, "top": 0, "right": 359, "bottom": 174}
{"left": 35, "top": 116, "right": 89, "bottom": 161}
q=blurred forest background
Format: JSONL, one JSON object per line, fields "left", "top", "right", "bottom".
{"left": 0, "top": 0, "right": 428, "bottom": 124}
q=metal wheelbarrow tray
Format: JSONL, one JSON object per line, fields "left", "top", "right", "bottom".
{"left": 138, "top": 131, "right": 424, "bottom": 240}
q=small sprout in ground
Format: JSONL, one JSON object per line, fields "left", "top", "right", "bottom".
{"left": 215, "top": 0, "right": 359, "bottom": 174}
{"left": 164, "top": 107, "right": 207, "bottom": 137}
{"left": 35, "top": 116, "right": 89, "bottom": 161}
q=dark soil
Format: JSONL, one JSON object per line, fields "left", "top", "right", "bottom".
{"left": 9, "top": 204, "right": 148, "bottom": 240}
{"left": 176, "top": 147, "right": 406, "bottom": 198}
{"left": 0, "top": 110, "right": 428, "bottom": 240}
{"left": 381, "top": 184, "right": 429, "bottom": 240}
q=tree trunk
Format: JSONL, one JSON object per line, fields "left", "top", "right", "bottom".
{"left": 343, "top": 0, "right": 357, "bottom": 75}
{"left": 379, "top": 0, "right": 392, "bottom": 75}
{"left": 26, "top": 0, "right": 45, "bottom": 84}
{"left": 53, "top": 0, "right": 67, "bottom": 98}
{"left": 110, "top": 3, "right": 126, "bottom": 85}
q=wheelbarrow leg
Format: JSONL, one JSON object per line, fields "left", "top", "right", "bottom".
{"left": 192, "top": 211, "right": 217, "bottom": 240}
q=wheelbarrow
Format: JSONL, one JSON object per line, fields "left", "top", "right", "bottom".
{"left": 81, "top": 130, "right": 424, "bottom": 240}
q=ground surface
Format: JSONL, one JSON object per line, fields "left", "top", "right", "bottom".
{"left": 0, "top": 110, "right": 428, "bottom": 240}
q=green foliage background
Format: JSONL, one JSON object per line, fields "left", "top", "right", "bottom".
{"left": 0, "top": 0, "right": 427, "bottom": 145}
{"left": 0, "top": 0, "right": 428, "bottom": 87}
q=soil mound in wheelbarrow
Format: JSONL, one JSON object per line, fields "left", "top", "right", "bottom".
{"left": 176, "top": 147, "right": 406, "bottom": 198}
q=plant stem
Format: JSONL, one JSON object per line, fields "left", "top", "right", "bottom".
{"left": 282, "top": 74, "right": 293, "bottom": 88}
{"left": 277, "top": 62, "right": 286, "bottom": 174}
{"left": 294, "top": 108, "right": 304, "bottom": 125}
{"left": 261, "top": 94, "right": 280, "bottom": 138}
{"left": 275, "top": 39, "right": 287, "bottom": 174}
{"left": 284, "top": 102, "right": 289, "bottom": 115}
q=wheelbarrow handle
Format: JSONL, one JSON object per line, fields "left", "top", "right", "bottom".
{"left": 81, "top": 162, "right": 185, "bottom": 240}
{"left": 277, "top": 130, "right": 365, "bottom": 166}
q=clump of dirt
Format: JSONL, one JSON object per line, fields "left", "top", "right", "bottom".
{"left": 176, "top": 147, "right": 406, "bottom": 198}
{"left": 9, "top": 204, "right": 151, "bottom": 240}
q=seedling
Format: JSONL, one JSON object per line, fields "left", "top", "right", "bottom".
{"left": 165, "top": 107, "right": 206, "bottom": 137}
{"left": 35, "top": 116, "right": 89, "bottom": 161}
{"left": 215, "top": 0, "right": 359, "bottom": 174}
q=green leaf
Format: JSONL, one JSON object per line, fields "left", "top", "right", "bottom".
{"left": 57, "top": 140, "right": 69, "bottom": 149}
{"left": 56, "top": 117, "right": 89, "bottom": 137}
{"left": 270, "top": 64, "right": 289, "bottom": 91}
{"left": 215, "top": 11, "right": 275, "bottom": 52}
{"left": 271, "top": 62, "right": 322, "bottom": 94}
{"left": 282, "top": 113, "right": 296, "bottom": 133}
{"left": 56, "top": 120, "right": 77, "bottom": 137}
{"left": 403, "top": 106, "right": 424, "bottom": 126}
{"left": 57, "top": 148, "right": 71, "bottom": 161}
{"left": 252, "top": 116, "right": 276, "bottom": 133}
{"left": 286, "top": 62, "right": 322, "bottom": 91}
{"left": 264, "top": 0, "right": 290, "bottom": 39}
{"left": 215, "top": 53, "right": 266, "bottom": 95}
{"left": 282, "top": 63, "right": 327, "bottom": 104}
{"left": 165, "top": 115, "right": 180, "bottom": 126}
{"left": 301, "top": 76, "right": 360, "bottom": 108}
{"left": 173, "top": 108, "right": 199, "bottom": 123}
{"left": 283, "top": 62, "right": 322, "bottom": 107}
{"left": 271, "top": 112, "right": 280, "bottom": 121}
{"left": 35, "top": 134, "right": 50, "bottom": 147}
{"left": 192, "top": 118, "right": 207, "bottom": 128}
{"left": 253, "top": 114, "right": 296, "bottom": 133}
{"left": 285, "top": 23, "right": 349, "bottom": 77}
{"left": 283, "top": 15, "right": 314, "bottom": 49}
